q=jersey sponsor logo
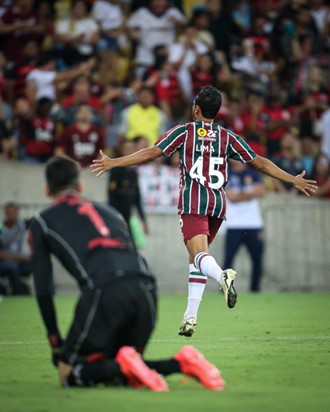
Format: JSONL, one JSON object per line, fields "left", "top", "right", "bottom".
{"left": 197, "top": 127, "right": 207, "bottom": 137}
{"left": 197, "top": 128, "right": 217, "bottom": 142}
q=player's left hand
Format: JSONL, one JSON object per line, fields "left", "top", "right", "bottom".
{"left": 293, "top": 171, "right": 318, "bottom": 196}
{"left": 48, "top": 333, "right": 63, "bottom": 367}
{"left": 90, "top": 150, "right": 113, "bottom": 177}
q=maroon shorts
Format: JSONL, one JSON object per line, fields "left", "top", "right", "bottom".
{"left": 180, "top": 214, "right": 223, "bottom": 244}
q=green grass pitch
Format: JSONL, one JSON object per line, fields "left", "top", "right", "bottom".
{"left": 0, "top": 291, "right": 329, "bottom": 412}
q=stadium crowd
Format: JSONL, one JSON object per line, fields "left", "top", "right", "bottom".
{"left": 0, "top": 0, "right": 330, "bottom": 198}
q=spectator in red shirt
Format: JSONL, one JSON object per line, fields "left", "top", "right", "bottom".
{"left": 291, "top": 65, "right": 329, "bottom": 137}
{"left": 55, "top": 104, "right": 105, "bottom": 167}
{"left": 0, "top": 0, "right": 45, "bottom": 64}
{"left": 240, "top": 90, "right": 267, "bottom": 156}
{"left": 262, "top": 86, "right": 297, "bottom": 158}
{"left": 145, "top": 58, "right": 186, "bottom": 126}
{"left": 54, "top": 75, "right": 103, "bottom": 132}
{"left": 216, "top": 97, "right": 245, "bottom": 136}
{"left": 19, "top": 97, "right": 55, "bottom": 163}
{"left": 6, "top": 39, "right": 39, "bottom": 100}
{"left": 61, "top": 75, "right": 102, "bottom": 112}
{"left": 190, "top": 53, "right": 216, "bottom": 98}
{"left": 245, "top": 14, "right": 269, "bottom": 50}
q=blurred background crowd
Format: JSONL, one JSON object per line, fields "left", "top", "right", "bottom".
{"left": 0, "top": 0, "right": 330, "bottom": 198}
{"left": 1, "top": 0, "right": 330, "bottom": 296}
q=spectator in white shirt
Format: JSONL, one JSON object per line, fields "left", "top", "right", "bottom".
{"left": 127, "top": 0, "right": 186, "bottom": 78}
{"left": 27, "top": 53, "right": 95, "bottom": 101}
{"left": 55, "top": 0, "right": 99, "bottom": 67}
{"left": 168, "top": 24, "right": 208, "bottom": 100}
{"left": 92, "top": 0, "right": 124, "bottom": 84}
{"left": 309, "top": 0, "right": 330, "bottom": 42}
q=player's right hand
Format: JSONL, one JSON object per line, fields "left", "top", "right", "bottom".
{"left": 293, "top": 171, "right": 318, "bottom": 197}
{"left": 90, "top": 150, "right": 113, "bottom": 177}
{"left": 48, "top": 333, "right": 63, "bottom": 367}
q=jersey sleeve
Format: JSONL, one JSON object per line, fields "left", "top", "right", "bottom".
{"left": 156, "top": 124, "right": 187, "bottom": 157}
{"left": 29, "top": 216, "right": 54, "bottom": 297}
{"left": 226, "top": 129, "right": 257, "bottom": 163}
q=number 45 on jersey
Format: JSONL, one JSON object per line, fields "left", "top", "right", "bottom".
{"left": 189, "top": 156, "right": 225, "bottom": 189}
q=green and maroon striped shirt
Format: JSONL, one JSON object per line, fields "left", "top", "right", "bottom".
{"left": 156, "top": 121, "right": 257, "bottom": 218}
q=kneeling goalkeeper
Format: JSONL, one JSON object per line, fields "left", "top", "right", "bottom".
{"left": 29, "top": 155, "right": 224, "bottom": 391}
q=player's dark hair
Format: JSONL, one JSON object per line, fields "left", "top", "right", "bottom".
{"left": 45, "top": 156, "right": 80, "bottom": 195}
{"left": 195, "top": 86, "right": 222, "bottom": 119}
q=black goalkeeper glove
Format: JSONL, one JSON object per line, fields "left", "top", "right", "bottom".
{"left": 48, "top": 333, "right": 63, "bottom": 367}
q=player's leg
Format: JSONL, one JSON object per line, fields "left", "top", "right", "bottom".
{"left": 186, "top": 216, "right": 225, "bottom": 284}
{"left": 58, "top": 287, "right": 119, "bottom": 386}
{"left": 115, "top": 276, "right": 157, "bottom": 353}
{"left": 179, "top": 215, "right": 213, "bottom": 336}
{"left": 62, "top": 345, "right": 225, "bottom": 391}
{"left": 58, "top": 287, "right": 134, "bottom": 388}
{"left": 115, "top": 344, "right": 225, "bottom": 391}
{"left": 179, "top": 215, "right": 234, "bottom": 335}
{"left": 59, "top": 358, "right": 122, "bottom": 387}
{"left": 60, "top": 350, "right": 167, "bottom": 392}
{"left": 188, "top": 216, "right": 237, "bottom": 309}
{"left": 112, "top": 276, "right": 169, "bottom": 391}
{"left": 187, "top": 234, "right": 223, "bottom": 282}
{"left": 245, "top": 229, "right": 264, "bottom": 292}
{"left": 59, "top": 279, "right": 167, "bottom": 391}
{"left": 208, "top": 218, "right": 238, "bottom": 309}
{"left": 145, "top": 345, "right": 225, "bottom": 390}
{"left": 178, "top": 261, "right": 207, "bottom": 337}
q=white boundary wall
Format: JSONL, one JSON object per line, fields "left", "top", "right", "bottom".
{"left": 1, "top": 160, "right": 329, "bottom": 293}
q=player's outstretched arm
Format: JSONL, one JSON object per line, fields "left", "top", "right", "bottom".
{"left": 250, "top": 156, "right": 318, "bottom": 197}
{"left": 90, "top": 146, "right": 164, "bottom": 177}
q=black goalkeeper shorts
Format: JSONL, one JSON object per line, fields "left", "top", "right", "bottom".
{"left": 61, "top": 275, "right": 157, "bottom": 365}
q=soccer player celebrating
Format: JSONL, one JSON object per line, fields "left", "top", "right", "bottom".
{"left": 91, "top": 86, "right": 317, "bottom": 337}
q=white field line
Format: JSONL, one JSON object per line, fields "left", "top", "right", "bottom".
{"left": 0, "top": 341, "right": 45, "bottom": 345}
{"left": 151, "top": 336, "right": 330, "bottom": 343}
{"left": 0, "top": 336, "right": 329, "bottom": 346}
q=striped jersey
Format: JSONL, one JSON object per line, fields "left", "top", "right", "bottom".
{"left": 156, "top": 121, "right": 257, "bottom": 218}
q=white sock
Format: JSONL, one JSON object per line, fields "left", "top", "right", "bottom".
{"left": 194, "top": 253, "right": 223, "bottom": 284}
{"left": 183, "top": 264, "right": 207, "bottom": 320}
